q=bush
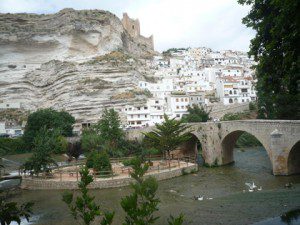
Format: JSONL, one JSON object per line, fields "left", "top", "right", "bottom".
{"left": 86, "top": 151, "right": 112, "bottom": 174}
{"left": 0, "top": 138, "right": 26, "bottom": 155}
{"left": 94, "top": 151, "right": 111, "bottom": 173}
{"left": 122, "top": 159, "right": 135, "bottom": 167}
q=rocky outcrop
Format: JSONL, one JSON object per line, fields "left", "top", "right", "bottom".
{"left": 0, "top": 9, "right": 156, "bottom": 124}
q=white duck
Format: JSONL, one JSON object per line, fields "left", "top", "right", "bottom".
{"left": 245, "top": 182, "right": 257, "bottom": 190}
{"left": 197, "top": 196, "right": 204, "bottom": 201}
{"left": 194, "top": 196, "right": 204, "bottom": 201}
{"left": 257, "top": 186, "right": 262, "bottom": 191}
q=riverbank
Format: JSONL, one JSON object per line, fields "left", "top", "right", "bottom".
{"left": 7, "top": 147, "right": 300, "bottom": 224}
{"left": 21, "top": 161, "right": 198, "bottom": 190}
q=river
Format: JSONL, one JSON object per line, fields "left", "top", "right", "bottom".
{"left": 7, "top": 147, "right": 300, "bottom": 225}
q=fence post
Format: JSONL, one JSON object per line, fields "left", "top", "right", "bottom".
{"left": 60, "top": 172, "right": 62, "bottom": 182}
{"left": 158, "top": 165, "right": 160, "bottom": 172}
{"left": 76, "top": 169, "right": 79, "bottom": 181}
{"left": 178, "top": 158, "right": 180, "bottom": 168}
{"left": 168, "top": 160, "right": 171, "bottom": 170}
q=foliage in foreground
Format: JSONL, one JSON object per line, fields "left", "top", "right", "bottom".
{"left": 62, "top": 166, "right": 114, "bottom": 225}
{"left": 62, "top": 158, "right": 184, "bottom": 225}
{"left": 143, "top": 114, "right": 191, "bottom": 158}
{"left": 181, "top": 105, "right": 211, "bottom": 123}
{"left": 238, "top": 0, "right": 299, "bottom": 119}
{"left": 121, "top": 157, "right": 184, "bottom": 225}
{"left": 0, "top": 191, "right": 33, "bottom": 225}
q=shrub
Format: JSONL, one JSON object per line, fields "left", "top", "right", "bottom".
{"left": 0, "top": 137, "right": 26, "bottom": 156}
{"left": 122, "top": 159, "right": 135, "bottom": 167}
{"left": 93, "top": 151, "right": 111, "bottom": 174}
{"left": 86, "top": 151, "right": 112, "bottom": 174}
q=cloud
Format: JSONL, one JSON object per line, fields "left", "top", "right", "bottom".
{"left": 0, "top": 0, "right": 255, "bottom": 52}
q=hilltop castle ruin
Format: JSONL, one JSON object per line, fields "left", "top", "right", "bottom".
{"left": 122, "top": 13, "right": 154, "bottom": 51}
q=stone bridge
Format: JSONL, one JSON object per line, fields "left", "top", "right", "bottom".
{"left": 126, "top": 120, "right": 300, "bottom": 176}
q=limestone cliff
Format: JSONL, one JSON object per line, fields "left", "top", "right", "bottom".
{"left": 0, "top": 9, "right": 156, "bottom": 125}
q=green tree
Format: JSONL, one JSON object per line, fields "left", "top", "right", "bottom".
{"left": 95, "top": 108, "right": 124, "bottom": 149}
{"left": 81, "top": 128, "right": 103, "bottom": 152}
{"left": 23, "top": 108, "right": 75, "bottom": 150}
{"left": 238, "top": 0, "right": 300, "bottom": 119}
{"left": 86, "top": 151, "right": 112, "bottom": 175}
{"left": 0, "top": 191, "right": 33, "bottom": 225}
{"left": 143, "top": 115, "right": 191, "bottom": 158}
{"left": 181, "top": 105, "right": 211, "bottom": 123}
{"left": 62, "top": 166, "right": 114, "bottom": 225}
{"left": 22, "top": 127, "right": 60, "bottom": 175}
{"left": 121, "top": 157, "right": 184, "bottom": 225}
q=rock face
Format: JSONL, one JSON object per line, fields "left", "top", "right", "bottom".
{"left": 0, "top": 9, "right": 155, "bottom": 125}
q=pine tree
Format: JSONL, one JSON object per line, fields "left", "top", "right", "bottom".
{"left": 143, "top": 114, "right": 191, "bottom": 158}
{"left": 62, "top": 166, "right": 114, "bottom": 225}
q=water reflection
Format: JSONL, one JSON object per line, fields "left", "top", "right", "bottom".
{"left": 281, "top": 208, "right": 300, "bottom": 225}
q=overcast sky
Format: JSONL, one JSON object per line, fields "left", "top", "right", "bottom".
{"left": 0, "top": 0, "right": 255, "bottom": 52}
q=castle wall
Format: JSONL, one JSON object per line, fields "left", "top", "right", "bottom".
{"left": 122, "top": 13, "right": 154, "bottom": 51}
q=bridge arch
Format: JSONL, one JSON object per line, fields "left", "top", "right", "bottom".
{"left": 177, "top": 132, "right": 204, "bottom": 161}
{"left": 221, "top": 130, "right": 271, "bottom": 166}
{"left": 287, "top": 141, "right": 300, "bottom": 175}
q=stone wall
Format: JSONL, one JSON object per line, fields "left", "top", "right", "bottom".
{"left": 209, "top": 102, "right": 249, "bottom": 119}
{"left": 21, "top": 163, "right": 197, "bottom": 190}
{"left": 121, "top": 13, "right": 154, "bottom": 51}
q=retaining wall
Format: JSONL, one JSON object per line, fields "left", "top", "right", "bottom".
{"left": 21, "top": 163, "right": 197, "bottom": 190}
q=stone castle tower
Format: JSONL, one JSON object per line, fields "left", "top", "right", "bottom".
{"left": 122, "top": 13, "right": 154, "bottom": 51}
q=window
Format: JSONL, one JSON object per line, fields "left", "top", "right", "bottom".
{"left": 157, "top": 106, "right": 161, "bottom": 110}
{"left": 131, "top": 115, "right": 133, "bottom": 118}
{"left": 181, "top": 106, "right": 184, "bottom": 109}
{"left": 176, "top": 106, "right": 179, "bottom": 109}
{"left": 160, "top": 116, "right": 163, "bottom": 119}
{"left": 144, "top": 107, "right": 148, "bottom": 110}
{"left": 181, "top": 98, "right": 184, "bottom": 102}
{"left": 229, "top": 90, "right": 232, "bottom": 95}
{"left": 138, "top": 115, "right": 140, "bottom": 118}
{"left": 229, "top": 98, "right": 233, "bottom": 103}
{"left": 137, "top": 107, "right": 140, "bottom": 110}
{"left": 145, "top": 115, "right": 148, "bottom": 118}
{"left": 137, "top": 121, "right": 141, "bottom": 125}
{"left": 176, "top": 98, "right": 179, "bottom": 102}
{"left": 234, "top": 90, "right": 237, "bottom": 94}
{"left": 132, "top": 25, "right": 135, "bottom": 29}
{"left": 176, "top": 114, "right": 180, "bottom": 118}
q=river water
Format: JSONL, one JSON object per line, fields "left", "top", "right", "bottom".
{"left": 8, "top": 147, "right": 300, "bottom": 225}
